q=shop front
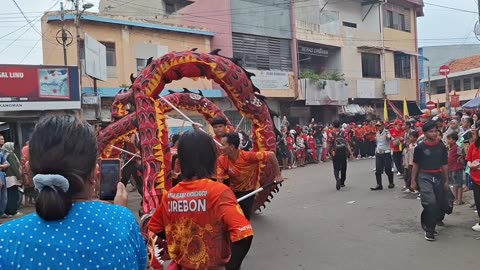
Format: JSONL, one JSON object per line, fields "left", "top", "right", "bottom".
{"left": 0, "top": 64, "right": 80, "bottom": 148}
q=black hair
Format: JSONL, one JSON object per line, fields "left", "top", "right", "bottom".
{"left": 475, "top": 112, "right": 480, "bottom": 120}
{"left": 171, "top": 134, "right": 181, "bottom": 145}
{"left": 456, "top": 111, "right": 463, "bottom": 118}
{"left": 447, "top": 132, "right": 459, "bottom": 141}
{"left": 29, "top": 114, "right": 98, "bottom": 221}
{"left": 177, "top": 131, "right": 217, "bottom": 179}
{"left": 422, "top": 120, "right": 437, "bottom": 133}
{"left": 223, "top": 132, "right": 240, "bottom": 149}
{"left": 332, "top": 120, "right": 341, "bottom": 128}
{"left": 210, "top": 117, "right": 227, "bottom": 126}
{"left": 409, "top": 130, "right": 419, "bottom": 139}
{"left": 405, "top": 121, "right": 412, "bottom": 128}
{"left": 465, "top": 117, "right": 474, "bottom": 126}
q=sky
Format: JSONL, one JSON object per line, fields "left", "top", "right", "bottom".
{"left": 0, "top": 0, "right": 479, "bottom": 65}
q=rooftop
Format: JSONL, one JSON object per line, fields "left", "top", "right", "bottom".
{"left": 447, "top": 55, "right": 480, "bottom": 73}
{"left": 45, "top": 12, "right": 215, "bottom": 37}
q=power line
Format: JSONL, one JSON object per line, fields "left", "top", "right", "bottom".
{"left": 423, "top": 2, "right": 478, "bottom": 14}
{"left": 19, "top": 38, "right": 41, "bottom": 64}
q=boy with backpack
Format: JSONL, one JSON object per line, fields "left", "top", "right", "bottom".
{"left": 328, "top": 120, "right": 353, "bottom": 190}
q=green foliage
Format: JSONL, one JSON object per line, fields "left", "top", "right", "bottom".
{"left": 300, "top": 69, "right": 345, "bottom": 82}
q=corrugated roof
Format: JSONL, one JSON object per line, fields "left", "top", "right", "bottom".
{"left": 447, "top": 55, "right": 480, "bottom": 73}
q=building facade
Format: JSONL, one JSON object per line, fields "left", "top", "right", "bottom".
{"left": 41, "top": 11, "right": 217, "bottom": 127}
{"left": 419, "top": 44, "right": 480, "bottom": 109}
{"left": 94, "top": 0, "right": 424, "bottom": 124}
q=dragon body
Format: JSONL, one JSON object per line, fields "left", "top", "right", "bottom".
{"left": 97, "top": 50, "right": 281, "bottom": 268}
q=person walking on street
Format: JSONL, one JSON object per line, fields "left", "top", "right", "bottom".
{"left": 328, "top": 120, "right": 353, "bottom": 190}
{"left": 411, "top": 120, "right": 449, "bottom": 241}
{"left": 2, "top": 142, "right": 22, "bottom": 216}
{"left": 371, "top": 121, "right": 395, "bottom": 191}
{"left": 390, "top": 120, "right": 405, "bottom": 176}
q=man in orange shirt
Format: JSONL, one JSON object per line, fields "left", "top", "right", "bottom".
{"left": 365, "top": 121, "right": 377, "bottom": 158}
{"left": 149, "top": 131, "right": 254, "bottom": 270}
{"left": 217, "top": 133, "right": 283, "bottom": 220}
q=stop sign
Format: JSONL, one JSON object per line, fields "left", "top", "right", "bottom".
{"left": 426, "top": 101, "right": 436, "bottom": 110}
{"left": 439, "top": 65, "right": 450, "bottom": 77}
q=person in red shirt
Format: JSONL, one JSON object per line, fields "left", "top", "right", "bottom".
{"left": 466, "top": 128, "right": 480, "bottom": 232}
{"left": 149, "top": 131, "right": 254, "bottom": 270}
{"left": 390, "top": 119, "right": 405, "bottom": 176}
{"left": 365, "top": 121, "right": 377, "bottom": 158}
{"left": 307, "top": 130, "right": 317, "bottom": 163}
{"left": 446, "top": 133, "right": 464, "bottom": 205}
{"left": 216, "top": 133, "right": 283, "bottom": 220}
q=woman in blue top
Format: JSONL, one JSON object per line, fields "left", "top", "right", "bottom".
{"left": 0, "top": 114, "right": 147, "bottom": 269}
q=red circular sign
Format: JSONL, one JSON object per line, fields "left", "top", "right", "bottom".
{"left": 439, "top": 65, "right": 450, "bottom": 77}
{"left": 426, "top": 101, "right": 436, "bottom": 110}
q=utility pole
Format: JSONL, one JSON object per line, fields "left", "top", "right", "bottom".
{"left": 427, "top": 66, "right": 431, "bottom": 101}
{"left": 60, "top": 2, "right": 67, "bottom": 65}
{"left": 74, "top": 0, "right": 82, "bottom": 92}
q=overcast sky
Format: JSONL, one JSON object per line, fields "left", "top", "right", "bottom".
{"left": 0, "top": 0, "right": 478, "bottom": 65}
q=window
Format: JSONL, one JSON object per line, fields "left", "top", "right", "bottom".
{"left": 436, "top": 86, "right": 445, "bottom": 94}
{"left": 474, "top": 77, "right": 480, "bottom": 89}
{"left": 464, "top": 78, "right": 472, "bottom": 90}
{"left": 453, "top": 79, "right": 461, "bottom": 90}
{"left": 399, "top": 14, "right": 406, "bottom": 31}
{"left": 384, "top": 3, "right": 411, "bottom": 32}
{"left": 386, "top": 11, "right": 393, "bottom": 28}
{"left": 136, "top": 58, "right": 147, "bottom": 73}
{"left": 394, "top": 53, "right": 411, "bottom": 79}
{"left": 342, "top": 21, "right": 357, "bottom": 28}
{"left": 104, "top": 42, "right": 116, "bottom": 67}
{"left": 233, "top": 33, "right": 292, "bottom": 71}
{"left": 361, "top": 53, "right": 381, "bottom": 78}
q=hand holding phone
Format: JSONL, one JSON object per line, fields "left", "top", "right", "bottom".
{"left": 99, "top": 159, "right": 122, "bottom": 201}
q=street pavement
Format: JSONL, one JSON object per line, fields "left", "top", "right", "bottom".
{"left": 3, "top": 159, "right": 480, "bottom": 269}
{"left": 242, "top": 159, "right": 480, "bottom": 270}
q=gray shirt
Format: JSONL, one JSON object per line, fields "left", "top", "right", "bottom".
{"left": 376, "top": 129, "right": 391, "bottom": 153}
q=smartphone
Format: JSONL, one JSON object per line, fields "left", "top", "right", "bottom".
{"left": 99, "top": 159, "right": 121, "bottom": 200}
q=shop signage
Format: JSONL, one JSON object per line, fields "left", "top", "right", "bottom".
{"left": 0, "top": 65, "right": 80, "bottom": 111}
{"left": 246, "top": 69, "right": 290, "bottom": 90}
{"left": 298, "top": 44, "right": 329, "bottom": 57}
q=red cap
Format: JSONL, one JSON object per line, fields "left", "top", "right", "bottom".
{"left": 415, "top": 122, "right": 423, "bottom": 127}
{"left": 395, "top": 119, "right": 404, "bottom": 125}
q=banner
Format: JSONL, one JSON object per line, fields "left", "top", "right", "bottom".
{"left": 0, "top": 65, "right": 80, "bottom": 111}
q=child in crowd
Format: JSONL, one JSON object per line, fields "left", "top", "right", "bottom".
{"left": 404, "top": 131, "right": 419, "bottom": 193}
{"left": 447, "top": 132, "right": 465, "bottom": 205}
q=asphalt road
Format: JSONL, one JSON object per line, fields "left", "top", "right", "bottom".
{"left": 4, "top": 159, "right": 480, "bottom": 270}
{"left": 242, "top": 159, "right": 480, "bottom": 270}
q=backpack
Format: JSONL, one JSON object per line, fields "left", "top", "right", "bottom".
{"left": 334, "top": 131, "right": 347, "bottom": 150}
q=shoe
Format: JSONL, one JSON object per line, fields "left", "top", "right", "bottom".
{"left": 472, "top": 223, "right": 480, "bottom": 232}
{"left": 434, "top": 231, "right": 439, "bottom": 236}
{"left": 402, "top": 189, "right": 411, "bottom": 193}
{"left": 371, "top": 185, "right": 383, "bottom": 191}
{"left": 14, "top": 212, "right": 23, "bottom": 217}
{"left": 436, "top": 221, "right": 445, "bottom": 227}
{"left": 411, "top": 190, "right": 419, "bottom": 194}
{"left": 388, "top": 183, "right": 395, "bottom": 189}
{"left": 340, "top": 184, "right": 345, "bottom": 187}
{"left": 336, "top": 179, "right": 341, "bottom": 190}
{"left": 372, "top": 168, "right": 376, "bottom": 171}
{"left": 397, "top": 172, "right": 401, "bottom": 176}
{"left": 425, "top": 231, "right": 436, "bottom": 241}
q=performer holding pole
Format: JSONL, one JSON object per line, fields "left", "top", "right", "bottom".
{"left": 148, "top": 131, "right": 254, "bottom": 270}
{"left": 216, "top": 132, "right": 283, "bottom": 220}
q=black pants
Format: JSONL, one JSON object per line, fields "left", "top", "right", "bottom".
{"left": 332, "top": 156, "right": 347, "bottom": 185}
{"left": 354, "top": 139, "right": 366, "bottom": 157}
{"left": 375, "top": 153, "right": 394, "bottom": 186}
{"left": 404, "top": 166, "right": 412, "bottom": 190}
{"left": 392, "top": 151, "right": 404, "bottom": 174}
{"left": 418, "top": 173, "right": 446, "bottom": 233}
{"left": 235, "top": 190, "right": 255, "bottom": 220}
{"left": 5, "top": 186, "right": 19, "bottom": 215}
{"left": 473, "top": 182, "right": 480, "bottom": 219}
{"left": 121, "top": 161, "right": 143, "bottom": 197}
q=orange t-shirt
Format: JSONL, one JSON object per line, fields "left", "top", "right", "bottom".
{"left": 148, "top": 179, "right": 253, "bottom": 270}
{"left": 216, "top": 150, "right": 271, "bottom": 192}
